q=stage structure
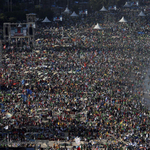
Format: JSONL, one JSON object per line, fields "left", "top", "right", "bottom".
{"left": 3, "top": 13, "right": 36, "bottom": 47}
{"left": 26, "top": 13, "right": 36, "bottom": 22}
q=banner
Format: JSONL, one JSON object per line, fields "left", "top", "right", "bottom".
{"left": 11, "top": 27, "right": 27, "bottom": 37}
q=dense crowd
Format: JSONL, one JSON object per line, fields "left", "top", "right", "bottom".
{"left": 0, "top": 5, "right": 150, "bottom": 150}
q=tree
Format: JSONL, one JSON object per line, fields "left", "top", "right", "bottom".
{"left": 36, "top": 8, "right": 54, "bottom": 20}
{"left": 72, "top": 4, "right": 79, "bottom": 14}
{"left": 8, "top": 17, "right": 17, "bottom": 22}
{"left": 0, "top": 13, "right": 7, "bottom": 26}
{"left": 89, "top": 0, "right": 104, "bottom": 11}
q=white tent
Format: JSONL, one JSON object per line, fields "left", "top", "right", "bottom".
{"left": 18, "top": 24, "right": 22, "bottom": 27}
{"left": 64, "top": 6, "right": 70, "bottom": 14}
{"left": 93, "top": 23, "right": 103, "bottom": 30}
{"left": 100, "top": 6, "right": 108, "bottom": 12}
{"left": 42, "top": 17, "right": 51, "bottom": 23}
{"left": 70, "top": 11, "right": 78, "bottom": 17}
{"left": 119, "top": 16, "right": 127, "bottom": 23}
{"left": 138, "top": 11, "right": 146, "bottom": 17}
{"left": 123, "top": 2, "right": 131, "bottom": 7}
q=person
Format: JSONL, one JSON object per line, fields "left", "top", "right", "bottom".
{"left": 0, "top": 5, "right": 150, "bottom": 150}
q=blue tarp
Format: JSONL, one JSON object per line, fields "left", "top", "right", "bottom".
{"left": 0, "top": 103, "right": 5, "bottom": 112}
{"left": 27, "top": 89, "right": 32, "bottom": 95}
{"left": 21, "top": 79, "right": 25, "bottom": 85}
{"left": 21, "top": 94, "right": 28, "bottom": 102}
{"left": 138, "top": 32, "right": 144, "bottom": 34}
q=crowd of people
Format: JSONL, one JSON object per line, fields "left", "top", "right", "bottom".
{"left": 0, "top": 4, "right": 150, "bottom": 150}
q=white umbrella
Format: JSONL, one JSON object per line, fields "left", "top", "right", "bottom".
{"left": 6, "top": 58, "right": 10, "bottom": 61}
{"left": 100, "top": 6, "right": 108, "bottom": 12}
{"left": 41, "top": 143, "right": 47, "bottom": 148}
{"left": 119, "top": 16, "right": 127, "bottom": 23}
{"left": 4, "top": 125, "right": 8, "bottom": 130}
{"left": 35, "top": 116, "right": 39, "bottom": 118}
{"left": 8, "top": 64, "right": 15, "bottom": 67}
{"left": 6, "top": 113, "right": 12, "bottom": 118}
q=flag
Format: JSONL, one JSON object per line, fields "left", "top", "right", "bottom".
{"left": 27, "top": 89, "right": 32, "bottom": 95}
{"left": 77, "top": 146, "right": 80, "bottom": 150}
{"left": 21, "top": 79, "right": 25, "bottom": 85}
{"left": 3, "top": 45, "right": 6, "bottom": 49}
{"left": 77, "top": 145, "right": 82, "bottom": 150}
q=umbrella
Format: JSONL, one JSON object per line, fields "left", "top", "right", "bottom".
{"left": 47, "top": 116, "right": 51, "bottom": 119}
{"left": 6, "top": 113, "right": 12, "bottom": 118}
{"left": 41, "top": 143, "right": 47, "bottom": 148}
{"left": 8, "top": 64, "right": 15, "bottom": 67}
{"left": 66, "top": 109, "right": 71, "bottom": 112}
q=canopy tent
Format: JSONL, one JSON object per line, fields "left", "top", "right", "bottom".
{"left": 18, "top": 24, "right": 22, "bottom": 27}
{"left": 42, "top": 17, "right": 51, "bottom": 23}
{"left": 64, "top": 6, "right": 70, "bottom": 14}
{"left": 100, "top": 6, "right": 108, "bottom": 12}
{"left": 123, "top": 2, "right": 131, "bottom": 8}
{"left": 119, "top": 16, "right": 127, "bottom": 23}
{"left": 93, "top": 23, "right": 103, "bottom": 30}
{"left": 70, "top": 11, "right": 78, "bottom": 17}
{"left": 138, "top": 11, "right": 146, "bottom": 17}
